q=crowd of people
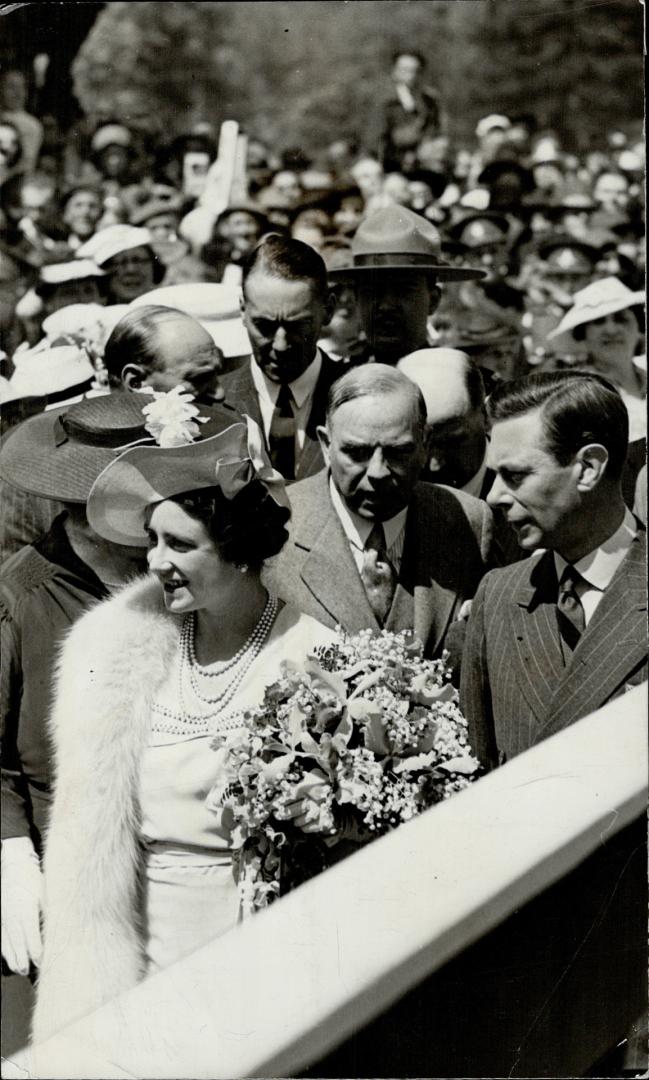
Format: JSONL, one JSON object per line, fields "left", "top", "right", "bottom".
{"left": 0, "top": 50, "right": 646, "bottom": 1074}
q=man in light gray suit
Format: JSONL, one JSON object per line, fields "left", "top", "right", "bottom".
{"left": 461, "top": 369, "right": 647, "bottom": 768}
{"left": 264, "top": 364, "right": 495, "bottom": 668}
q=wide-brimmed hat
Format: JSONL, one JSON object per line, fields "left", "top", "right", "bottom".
{"left": 548, "top": 276, "right": 645, "bottom": 339}
{"left": 39, "top": 259, "right": 105, "bottom": 285}
{"left": 2, "top": 342, "right": 96, "bottom": 405}
{"left": 215, "top": 203, "right": 271, "bottom": 231}
{"left": 448, "top": 211, "right": 511, "bottom": 247}
{"left": 328, "top": 205, "right": 485, "bottom": 281}
{"left": 76, "top": 225, "right": 153, "bottom": 267}
{"left": 0, "top": 393, "right": 150, "bottom": 502}
{"left": 87, "top": 411, "right": 288, "bottom": 547}
{"left": 42, "top": 303, "right": 130, "bottom": 345}
{"left": 535, "top": 233, "right": 599, "bottom": 266}
{"left": 475, "top": 115, "right": 511, "bottom": 139}
{"left": 130, "top": 196, "right": 185, "bottom": 227}
{"left": 128, "top": 283, "right": 252, "bottom": 358}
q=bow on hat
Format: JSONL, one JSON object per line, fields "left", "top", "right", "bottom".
{"left": 214, "top": 414, "right": 290, "bottom": 510}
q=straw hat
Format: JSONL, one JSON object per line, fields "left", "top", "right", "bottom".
{"left": 0, "top": 393, "right": 149, "bottom": 502}
{"left": 90, "top": 124, "right": 133, "bottom": 155}
{"left": 128, "top": 283, "right": 252, "bottom": 358}
{"left": 87, "top": 412, "right": 288, "bottom": 547}
{"left": 475, "top": 115, "right": 511, "bottom": 139}
{"left": 548, "top": 277, "right": 645, "bottom": 339}
{"left": 39, "top": 259, "right": 105, "bottom": 285}
{"left": 328, "top": 205, "right": 485, "bottom": 281}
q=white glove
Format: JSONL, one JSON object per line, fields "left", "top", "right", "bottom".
{"left": 1, "top": 837, "right": 43, "bottom": 976}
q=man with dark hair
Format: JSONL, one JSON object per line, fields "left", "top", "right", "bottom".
{"left": 265, "top": 364, "right": 495, "bottom": 667}
{"left": 461, "top": 370, "right": 646, "bottom": 768}
{"left": 220, "top": 234, "right": 340, "bottom": 481}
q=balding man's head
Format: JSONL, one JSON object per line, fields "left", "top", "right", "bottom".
{"left": 398, "top": 348, "right": 488, "bottom": 489}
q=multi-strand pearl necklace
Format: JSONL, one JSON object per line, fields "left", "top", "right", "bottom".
{"left": 151, "top": 595, "right": 279, "bottom": 737}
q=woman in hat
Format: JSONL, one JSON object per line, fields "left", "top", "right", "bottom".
{"left": 76, "top": 223, "right": 165, "bottom": 304}
{"left": 33, "top": 398, "right": 335, "bottom": 1042}
{"left": 0, "top": 394, "right": 149, "bottom": 1050}
{"left": 548, "top": 276, "right": 645, "bottom": 437}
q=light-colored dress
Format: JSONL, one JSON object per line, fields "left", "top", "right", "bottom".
{"left": 138, "top": 603, "right": 335, "bottom": 972}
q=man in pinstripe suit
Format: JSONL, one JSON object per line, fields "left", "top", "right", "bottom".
{"left": 461, "top": 370, "right": 647, "bottom": 769}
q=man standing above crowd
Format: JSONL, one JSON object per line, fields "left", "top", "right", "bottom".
{"left": 220, "top": 234, "right": 340, "bottom": 481}
{"left": 265, "top": 364, "right": 495, "bottom": 668}
{"left": 370, "top": 50, "right": 445, "bottom": 173}
{"left": 461, "top": 370, "right": 646, "bottom": 767}
{"left": 330, "top": 205, "right": 484, "bottom": 366}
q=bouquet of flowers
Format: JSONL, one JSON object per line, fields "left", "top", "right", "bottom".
{"left": 207, "top": 628, "right": 480, "bottom": 914}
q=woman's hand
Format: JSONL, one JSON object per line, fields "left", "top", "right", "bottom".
{"left": 1, "top": 837, "right": 43, "bottom": 976}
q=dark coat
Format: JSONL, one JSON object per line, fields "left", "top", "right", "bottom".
{"left": 461, "top": 530, "right": 648, "bottom": 770}
{"left": 264, "top": 471, "right": 495, "bottom": 662}
{"left": 219, "top": 352, "right": 344, "bottom": 482}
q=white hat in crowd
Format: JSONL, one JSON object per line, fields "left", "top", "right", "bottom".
{"left": 1, "top": 343, "right": 95, "bottom": 404}
{"left": 129, "top": 283, "right": 251, "bottom": 358}
{"left": 548, "top": 276, "right": 645, "bottom": 339}
{"left": 475, "top": 114, "right": 511, "bottom": 139}
{"left": 76, "top": 225, "right": 153, "bottom": 267}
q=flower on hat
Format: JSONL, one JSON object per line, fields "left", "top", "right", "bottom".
{"left": 141, "top": 385, "right": 207, "bottom": 448}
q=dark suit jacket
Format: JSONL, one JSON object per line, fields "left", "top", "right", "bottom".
{"left": 219, "top": 352, "right": 344, "bottom": 482}
{"left": 264, "top": 472, "right": 495, "bottom": 662}
{"left": 461, "top": 531, "right": 648, "bottom": 770}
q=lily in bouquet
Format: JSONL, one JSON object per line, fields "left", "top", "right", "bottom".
{"left": 207, "top": 627, "right": 480, "bottom": 914}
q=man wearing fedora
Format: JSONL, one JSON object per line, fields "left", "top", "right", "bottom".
{"left": 220, "top": 233, "right": 343, "bottom": 483}
{"left": 264, "top": 363, "right": 496, "bottom": 669}
{"left": 329, "top": 205, "right": 485, "bottom": 367}
{"left": 0, "top": 394, "right": 151, "bottom": 1053}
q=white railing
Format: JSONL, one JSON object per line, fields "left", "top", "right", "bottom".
{"left": 3, "top": 682, "right": 646, "bottom": 1080}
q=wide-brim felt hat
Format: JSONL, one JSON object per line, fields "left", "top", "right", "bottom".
{"left": 215, "top": 203, "right": 271, "bottom": 231}
{"left": 447, "top": 211, "right": 511, "bottom": 245}
{"left": 328, "top": 205, "right": 486, "bottom": 282}
{"left": 87, "top": 413, "right": 289, "bottom": 547}
{"left": 548, "top": 276, "right": 645, "bottom": 339}
{"left": 535, "top": 233, "right": 600, "bottom": 263}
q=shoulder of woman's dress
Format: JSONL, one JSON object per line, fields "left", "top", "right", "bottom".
{"left": 279, "top": 604, "right": 338, "bottom": 646}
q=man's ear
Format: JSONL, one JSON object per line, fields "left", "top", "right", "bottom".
{"left": 576, "top": 443, "right": 609, "bottom": 491}
{"left": 317, "top": 423, "right": 332, "bottom": 466}
{"left": 122, "top": 364, "right": 149, "bottom": 392}
{"left": 323, "top": 289, "right": 337, "bottom": 326}
{"left": 428, "top": 284, "right": 442, "bottom": 316}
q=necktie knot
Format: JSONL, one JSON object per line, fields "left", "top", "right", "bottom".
{"left": 361, "top": 521, "right": 395, "bottom": 626}
{"left": 557, "top": 563, "right": 585, "bottom": 652}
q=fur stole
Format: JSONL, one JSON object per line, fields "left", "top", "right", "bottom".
{"left": 33, "top": 575, "right": 182, "bottom": 1043}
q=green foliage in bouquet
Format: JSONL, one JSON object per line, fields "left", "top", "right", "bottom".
{"left": 207, "top": 628, "right": 479, "bottom": 914}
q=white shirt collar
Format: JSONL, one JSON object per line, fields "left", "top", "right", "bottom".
{"left": 395, "top": 82, "right": 416, "bottom": 112}
{"left": 329, "top": 476, "right": 408, "bottom": 552}
{"left": 461, "top": 453, "right": 489, "bottom": 499}
{"left": 250, "top": 349, "right": 322, "bottom": 409}
{"left": 554, "top": 507, "right": 637, "bottom": 592}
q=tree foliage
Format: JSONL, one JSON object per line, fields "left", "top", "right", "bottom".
{"left": 72, "top": 0, "right": 644, "bottom": 152}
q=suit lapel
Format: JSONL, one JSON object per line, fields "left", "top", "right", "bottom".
{"left": 223, "top": 364, "right": 264, "bottom": 431}
{"left": 537, "top": 533, "right": 648, "bottom": 741}
{"left": 295, "top": 475, "right": 379, "bottom": 632}
{"left": 393, "top": 492, "right": 457, "bottom": 655}
{"left": 509, "top": 552, "right": 566, "bottom": 725}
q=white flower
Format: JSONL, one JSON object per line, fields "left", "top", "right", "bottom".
{"left": 142, "top": 385, "right": 207, "bottom": 448}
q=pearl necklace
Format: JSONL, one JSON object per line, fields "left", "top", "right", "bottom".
{"left": 151, "top": 595, "right": 279, "bottom": 737}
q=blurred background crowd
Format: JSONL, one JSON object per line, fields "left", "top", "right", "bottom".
{"left": 0, "top": 0, "right": 645, "bottom": 427}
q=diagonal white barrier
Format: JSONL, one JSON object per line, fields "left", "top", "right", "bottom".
{"left": 3, "top": 682, "right": 646, "bottom": 1080}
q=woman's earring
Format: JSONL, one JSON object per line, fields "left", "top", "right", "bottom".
{"left": 239, "top": 564, "right": 249, "bottom": 574}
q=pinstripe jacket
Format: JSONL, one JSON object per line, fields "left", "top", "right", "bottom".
{"left": 461, "top": 529, "right": 647, "bottom": 770}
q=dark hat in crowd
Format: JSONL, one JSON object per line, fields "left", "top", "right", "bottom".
{"left": 448, "top": 211, "right": 511, "bottom": 247}
{"left": 478, "top": 159, "right": 535, "bottom": 195}
{"left": 0, "top": 393, "right": 150, "bottom": 503}
{"left": 535, "top": 233, "right": 599, "bottom": 265}
{"left": 215, "top": 203, "right": 271, "bottom": 232}
{"left": 328, "top": 205, "right": 486, "bottom": 281}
